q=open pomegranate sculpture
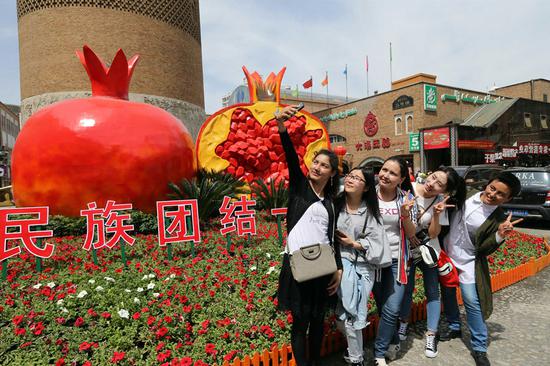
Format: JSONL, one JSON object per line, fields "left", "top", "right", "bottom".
{"left": 196, "top": 67, "right": 330, "bottom": 185}
{"left": 11, "top": 45, "right": 196, "bottom": 216}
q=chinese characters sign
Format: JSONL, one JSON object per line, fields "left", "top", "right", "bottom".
{"left": 423, "top": 127, "right": 449, "bottom": 150}
{"left": 423, "top": 85, "right": 437, "bottom": 111}
{"left": 409, "top": 133, "right": 420, "bottom": 152}
{"left": 355, "top": 138, "right": 391, "bottom": 151}
{"left": 0, "top": 196, "right": 284, "bottom": 262}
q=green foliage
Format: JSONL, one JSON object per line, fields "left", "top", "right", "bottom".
{"left": 49, "top": 215, "right": 87, "bottom": 237}
{"left": 168, "top": 169, "right": 248, "bottom": 224}
{"left": 251, "top": 178, "right": 288, "bottom": 214}
{"left": 129, "top": 211, "right": 158, "bottom": 234}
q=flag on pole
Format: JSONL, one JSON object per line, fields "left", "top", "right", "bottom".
{"left": 365, "top": 55, "right": 369, "bottom": 72}
{"left": 343, "top": 65, "right": 347, "bottom": 76}
{"left": 302, "top": 77, "right": 313, "bottom": 89}
{"left": 321, "top": 72, "right": 328, "bottom": 87}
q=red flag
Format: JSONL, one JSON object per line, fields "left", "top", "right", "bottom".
{"left": 302, "top": 77, "right": 312, "bottom": 89}
{"left": 366, "top": 55, "right": 369, "bottom": 72}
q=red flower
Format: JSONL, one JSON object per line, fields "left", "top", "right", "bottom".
{"left": 111, "top": 351, "right": 125, "bottom": 363}
{"left": 101, "top": 312, "right": 111, "bottom": 319}
{"left": 132, "top": 312, "right": 141, "bottom": 320}
{"left": 12, "top": 315, "right": 24, "bottom": 326}
{"left": 82, "top": 362, "right": 92, "bottom": 366}
{"left": 74, "top": 317, "right": 85, "bottom": 327}
{"left": 14, "top": 327, "right": 26, "bottom": 336}
{"left": 79, "top": 342, "right": 92, "bottom": 351}
{"left": 157, "top": 350, "right": 171, "bottom": 362}
{"left": 205, "top": 343, "right": 217, "bottom": 356}
{"left": 32, "top": 322, "right": 45, "bottom": 335}
{"left": 19, "top": 341, "right": 32, "bottom": 349}
{"left": 156, "top": 326, "right": 168, "bottom": 338}
{"left": 55, "top": 317, "right": 66, "bottom": 325}
{"left": 55, "top": 358, "right": 65, "bottom": 366}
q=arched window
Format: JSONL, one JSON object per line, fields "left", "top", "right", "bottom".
{"left": 395, "top": 115, "right": 403, "bottom": 135}
{"left": 329, "top": 134, "right": 347, "bottom": 143}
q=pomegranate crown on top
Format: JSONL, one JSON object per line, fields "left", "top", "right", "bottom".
{"left": 76, "top": 45, "right": 140, "bottom": 100}
{"left": 242, "top": 66, "right": 286, "bottom": 103}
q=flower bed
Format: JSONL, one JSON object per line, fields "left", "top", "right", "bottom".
{"left": 0, "top": 217, "right": 547, "bottom": 366}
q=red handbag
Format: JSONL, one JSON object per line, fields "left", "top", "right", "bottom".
{"left": 437, "top": 250, "right": 459, "bottom": 288}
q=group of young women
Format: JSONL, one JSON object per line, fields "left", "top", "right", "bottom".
{"left": 274, "top": 105, "right": 521, "bottom": 366}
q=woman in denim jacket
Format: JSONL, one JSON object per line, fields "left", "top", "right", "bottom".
{"left": 334, "top": 166, "right": 389, "bottom": 366}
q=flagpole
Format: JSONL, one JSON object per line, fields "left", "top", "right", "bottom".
{"left": 366, "top": 55, "right": 369, "bottom": 97}
{"left": 345, "top": 64, "right": 348, "bottom": 102}
{"left": 326, "top": 71, "right": 329, "bottom": 108}
{"left": 389, "top": 42, "right": 393, "bottom": 87}
{"left": 310, "top": 75, "right": 313, "bottom": 101}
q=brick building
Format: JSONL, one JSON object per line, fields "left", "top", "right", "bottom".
{"left": 315, "top": 74, "right": 550, "bottom": 172}
{"left": 0, "top": 102, "right": 20, "bottom": 185}
{"left": 17, "top": 0, "right": 205, "bottom": 138}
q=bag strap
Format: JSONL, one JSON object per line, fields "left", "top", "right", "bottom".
{"left": 417, "top": 196, "right": 437, "bottom": 222}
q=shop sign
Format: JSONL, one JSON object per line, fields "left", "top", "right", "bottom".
{"left": 409, "top": 133, "right": 420, "bottom": 152}
{"left": 355, "top": 138, "right": 391, "bottom": 151}
{"left": 423, "top": 127, "right": 449, "bottom": 150}
{"left": 518, "top": 143, "right": 550, "bottom": 155}
{"left": 501, "top": 147, "right": 518, "bottom": 159}
{"left": 392, "top": 95, "right": 414, "bottom": 110}
{"left": 457, "top": 140, "right": 495, "bottom": 150}
{"left": 320, "top": 108, "right": 358, "bottom": 123}
{"left": 363, "top": 111, "right": 379, "bottom": 137}
{"left": 441, "top": 90, "right": 505, "bottom": 105}
{"left": 423, "top": 85, "right": 437, "bottom": 111}
{"left": 484, "top": 152, "right": 501, "bottom": 164}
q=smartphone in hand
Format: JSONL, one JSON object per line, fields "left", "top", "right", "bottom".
{"left": 295, "top": 102, "right": 304, "bottom": 111}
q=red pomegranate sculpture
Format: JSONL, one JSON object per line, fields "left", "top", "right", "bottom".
{"left": 11, "top": 46, "right": 196, "bottom": 216}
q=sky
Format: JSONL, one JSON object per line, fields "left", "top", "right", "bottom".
{"left": 1, "top": 1, "right": 550, "bottom": 114}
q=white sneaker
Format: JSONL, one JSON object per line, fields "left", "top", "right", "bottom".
{"left": 398, "top": 321, "right": 408, "bottom": 341}
{"left": 385, "top": 343, "right": 400, "bottom": 361}
{"left": 425, "top": 333, "right": 439, "bottom": 358}
{"left": 374, "top": 358, "right": 388, "bottom": 366}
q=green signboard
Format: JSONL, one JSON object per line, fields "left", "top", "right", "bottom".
{"left": 409, "top": 133, "right": 420, "bottom": 152}
{"left": 424, "top": 84, "right": 437, "bottom": 111}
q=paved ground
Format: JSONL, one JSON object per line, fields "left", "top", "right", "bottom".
{"left": 319, "top": 265, "right": 550, "bottom": 366}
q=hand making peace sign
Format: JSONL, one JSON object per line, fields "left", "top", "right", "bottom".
{"left": 433, "top": 195, "right": 455, "bottom": 216}
{"left": 497, "top": 213, "right": 524, "bottom": 238}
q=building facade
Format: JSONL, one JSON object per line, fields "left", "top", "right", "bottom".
{"left": 17, "top": 0, "right": 205, "bottom": 138}
{"left": 0, "top": 102, "right": 20, "bottom": 186}
{"left": 222, "top": 84, "right": 348, "bottom": 113}
{"left": 316, "top": 74, "right": 550, "bottom": 173}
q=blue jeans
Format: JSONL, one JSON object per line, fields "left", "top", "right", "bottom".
{"left": 400, "top": 261, "right": 441, "bottom": 332}
{"left": 373, "top": 260, "right": 406, "bottom": 358}
{"left": 442, "top": 283, "right": 488, "bottom": 352}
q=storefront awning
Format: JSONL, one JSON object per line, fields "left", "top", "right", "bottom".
{"left": 461, "top": 98, "right": 518, "bottom": 128}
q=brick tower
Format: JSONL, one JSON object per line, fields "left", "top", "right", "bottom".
{"left": 17, "top": 0, "right": 205, "bottom": 138}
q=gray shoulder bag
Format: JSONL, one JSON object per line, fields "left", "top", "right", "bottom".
{"left": 289, "top": 203, "right": 338, "bottom": 283}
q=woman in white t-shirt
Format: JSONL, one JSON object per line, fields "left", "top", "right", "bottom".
{"left": 397, "top": 167, "right": 466, "bottom": 358}
{"left": 372, "top": 156, "right": 417, "bottom": 366}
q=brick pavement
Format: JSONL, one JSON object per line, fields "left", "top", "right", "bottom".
{"left": 319, "top": 266, "right": 550, "bottom": 366}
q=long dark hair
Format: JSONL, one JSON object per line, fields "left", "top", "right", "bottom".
{"left": 384, "top": 156, "right": 414, "bottom": 194}
{"left": 313, "top": 149, "right": 339, "bottom": 199}
{"left": 335, "top": 166, "right": 381, "bottom": 224}
{"left": 438, "top": 166, "right": 466, "bottom": 211}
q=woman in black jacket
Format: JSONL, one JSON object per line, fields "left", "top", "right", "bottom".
{"left": 275, "top": 105, "right": 343, "bottom": 366}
